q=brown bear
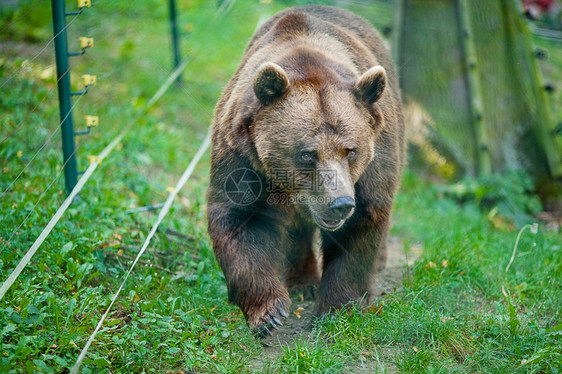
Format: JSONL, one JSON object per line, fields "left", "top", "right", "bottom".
{"left": 207, "top": 5, "right": 405, "bottom": 336}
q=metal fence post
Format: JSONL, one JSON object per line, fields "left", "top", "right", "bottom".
{"left": 52, "top": 0, "right": 78, "bottom": 194}
{"left": 169, "top": 0, "right": 182, "bottom": 85}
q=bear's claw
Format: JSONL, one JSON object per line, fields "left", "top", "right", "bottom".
{"left": 251, "top": 298, "right": 289, "bottom": 338}
{"left": 260, "top": 325, "right": 273, "bottom": 337}
{"left": 272, "top": 316, "right": 283, "bottom": 327}
{"left": 278, "top": 307, "right": 288, "bottom": 318}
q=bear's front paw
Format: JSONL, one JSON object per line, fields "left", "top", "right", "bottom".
{"left": 247, "top": 296, "right": 290, "bottom": 338}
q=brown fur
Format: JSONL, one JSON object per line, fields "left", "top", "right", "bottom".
{"left": 207, "top": 5, "right": 405, "bottom": 335}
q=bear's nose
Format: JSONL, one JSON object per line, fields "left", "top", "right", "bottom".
{"left": 329, "top": 196, "right": 355, "bottom": 218}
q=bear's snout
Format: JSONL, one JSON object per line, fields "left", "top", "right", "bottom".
{"left": 329, "top": 196, "right": 355, "bottom": 218}
{"left": 310, "top": 194, "right": 355, "bottom": 231}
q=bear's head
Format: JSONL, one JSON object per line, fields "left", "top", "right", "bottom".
{"left": 242, "top": 59, "right": 387, "bottom": 231}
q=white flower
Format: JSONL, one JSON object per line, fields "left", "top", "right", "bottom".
{"left": 530, "top": 223, "right": 538, "bottom": 235}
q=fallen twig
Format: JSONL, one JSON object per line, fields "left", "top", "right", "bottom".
{"left": 165, "top": 227, "right": 195, "bottom": 241}
{"left": 107, "top": 252, "right": 176, "bottom": 274}
{"left": 119, "top": 245, "right": 187, "bottom": 267}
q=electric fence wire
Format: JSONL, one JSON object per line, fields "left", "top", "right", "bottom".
{"left": 1, "top": 23, "right": 147, "bottom": 194}
{"left": 0, "top": 1, "right": 141, "bottom": 145}
{"left": 1, "top": 90, "right": 87, "bottom": 231}
{"left": 0, "top": 86, "right": 86, "bottom": 201}
{"left": 0, "top": 59, "right": 188, "bottom": 302}
{"left": 5, "top": 142, "right": 80, "bottom": 244}
{"left": 70, "top": 129, "right": 211, "bottom": 374}
{"left": 70, "top": 7, "right": 256, "bottom": 366}
{"left": 2, "top": 3, "right": 225, "bottom": 369}
{"left": 154, "top": 61, "right": 213, "bottom": 118}
{"left": 0, "top": 51, "right": 145, "bottom": 197}
{"left": 2, "top": 0, "right": 232, "bottom": 302}
{"left": 0, "top": 0, "right": 49, "bottom": 36}
{"left": 0, "top": 60, "right": 75, "bottom": 147}
{"left": 0, "top": 11, "right": 81, "bottom": 90}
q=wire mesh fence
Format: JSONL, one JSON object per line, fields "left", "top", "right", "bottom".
{"left": 395, "top": 0, "right": 561, "bottom": 178}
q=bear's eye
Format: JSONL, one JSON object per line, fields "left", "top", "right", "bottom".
{"left": 299, "top": 151, "right": 315, "bottom": 164}
{"left": 347, "top": 149, "right": 358, "bottom": 160}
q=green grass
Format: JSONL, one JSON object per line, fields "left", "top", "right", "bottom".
{"left": 1, "top": 0, "right": 561, "bottom": 373}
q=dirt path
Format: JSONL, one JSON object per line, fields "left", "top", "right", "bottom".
{"left": 251, "top": 236, "right": 419, "bottom": 370}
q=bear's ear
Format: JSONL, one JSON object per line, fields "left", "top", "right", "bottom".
{"left": 355, "top": 65, "right": 386, "bottom": 105}
{"left": 253, "top": 62, "right": 289, "bottom": 105}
